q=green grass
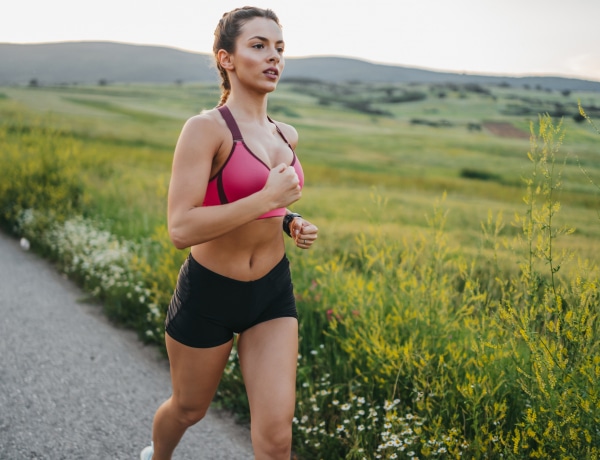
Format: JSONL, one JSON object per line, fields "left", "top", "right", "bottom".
{"left": 2, "top": 81, "right": 599, "bottom": 254}
{"left": 3, "top": 81, "right": 600, "bottom": 459}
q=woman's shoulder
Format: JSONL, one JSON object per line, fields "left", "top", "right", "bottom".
{"left": 179, "top": 108, "right": 228, "bottom": 140}
{"left": 175, "top": 108, "right": 229, "bottom": 156}
{"left": 184, "top": 107, "right": 224, "bottom": 130}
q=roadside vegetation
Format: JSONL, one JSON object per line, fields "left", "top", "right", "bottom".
{"left": 1, "top": 80, "right": 599, "bottom": 459}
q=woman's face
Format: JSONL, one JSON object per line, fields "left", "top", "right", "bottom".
{"left": 228, "top": 17, "right": 285, "bottom": 93}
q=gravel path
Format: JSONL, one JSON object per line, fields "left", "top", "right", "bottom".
{"left": 0, "top": 231, "right": 254, "bottom": 459}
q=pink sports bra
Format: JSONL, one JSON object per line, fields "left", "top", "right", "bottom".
{"left": 202, "top": 105, "right": 304, "bottom": 219}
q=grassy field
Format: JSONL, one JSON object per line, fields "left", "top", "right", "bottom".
{"left": 2, "top": 81, "right": 600, "bottom": 459}
{"left": 2, "top": 82, "right": 598, "bottom": 252}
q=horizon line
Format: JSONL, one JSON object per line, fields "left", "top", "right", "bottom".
{"left": 2, "top": 39, "right": 599, "bottom": 84}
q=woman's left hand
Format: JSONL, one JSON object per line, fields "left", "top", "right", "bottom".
{"left": 290, "top": 217, "right": 318, "bottom": 249}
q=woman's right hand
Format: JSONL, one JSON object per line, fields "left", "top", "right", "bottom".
{"left": 263, "top": 163, "right": 302, "bottom": 209}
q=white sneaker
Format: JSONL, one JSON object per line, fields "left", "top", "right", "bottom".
{"left": 140, "top": 442, "right": 154, "bottom": 460}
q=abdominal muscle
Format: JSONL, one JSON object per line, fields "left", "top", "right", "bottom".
{"left": 189, "top": 217, "right": 286, "bottom": 281}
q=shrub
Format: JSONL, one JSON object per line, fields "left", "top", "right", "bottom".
{"left": 459, "top": 168, "right": 501, "bottom": 182}
{"left": 0, "top": 118, "right": 83, "bottom": 239}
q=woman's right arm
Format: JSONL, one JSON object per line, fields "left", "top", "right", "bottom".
{"left": 167, "top": 114, "right": 301, "bottom": 249}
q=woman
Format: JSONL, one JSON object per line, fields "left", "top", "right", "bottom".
{"left": 140, "top": 6, "right": 318, "bottom": 460}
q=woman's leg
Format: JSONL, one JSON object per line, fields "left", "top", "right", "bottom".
{"left": 151, "top": 334, "right": 233, "bottom": 460}
{"left": 237, "top": 317, "right": 299, "bottom": 460}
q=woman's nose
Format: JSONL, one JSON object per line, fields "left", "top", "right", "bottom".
{"left": 268, "top": 48, "right": 280, "bottom": 63}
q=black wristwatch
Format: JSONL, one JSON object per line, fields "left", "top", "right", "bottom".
{"left": 283, "top": 213, "right": 302, "bottom": 237}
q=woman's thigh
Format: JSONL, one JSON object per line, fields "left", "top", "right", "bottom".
{"left": 166, "top": 333, "right": 233, "bottom": 412}
{"left": 237, "top": 317, "right": 298, "bottom": 423}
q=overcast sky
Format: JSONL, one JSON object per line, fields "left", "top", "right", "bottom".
{"left": 2, "top": 0, "right": 600, "bottom": 82}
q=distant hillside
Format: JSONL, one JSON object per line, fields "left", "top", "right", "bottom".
{"left": 284, "top": 56, "right": 600, "bottom": 92}
{"left": 2, "top": 41, "right": 600, "bottom": 92}
{"left": 0, "top": 42, "right": 215, "bottom": 85}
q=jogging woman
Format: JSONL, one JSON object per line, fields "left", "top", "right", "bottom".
{"left": 141, "top": 6, "right": 318, "bottom": 460}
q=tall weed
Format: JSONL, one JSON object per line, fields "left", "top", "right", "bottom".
{"left": 496, "top": 115, "right": 600, "bottom": 458}
{"left": 0, "top": 116, "right": 83, "bottom": 242}
{"left": 290, "top": 193, "right": 514, "bottom": 459}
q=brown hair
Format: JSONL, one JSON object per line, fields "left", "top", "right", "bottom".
{"left": 213, "top": 6, "right": 281, "bottom": 106}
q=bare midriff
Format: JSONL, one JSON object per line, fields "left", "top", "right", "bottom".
{"left": 190, "top": 216, "right": 286, "bottom": 281}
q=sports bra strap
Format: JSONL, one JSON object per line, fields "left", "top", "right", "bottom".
{"left": 267, "top": 116, "right": 293, "bottom": 151}
{"left": 218, "top": 106, "right": 293, "bottom": 150}
{"left": 217, "top": 106, "right": 243, "bottom": 141}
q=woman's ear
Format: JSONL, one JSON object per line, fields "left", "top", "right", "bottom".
{"left": 217, "top": 49, "right": 234, "bottom": 70}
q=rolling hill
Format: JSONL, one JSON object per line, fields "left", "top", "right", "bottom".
{"left": 1, "top": 41, "right": 599, "bottom": 92}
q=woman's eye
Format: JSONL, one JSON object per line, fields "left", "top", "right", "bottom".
{"left": 252, "top": 43, "right": 264, "bottom": 49}
{"left": 277, "top": 47, "right": 285, "bottom": 54}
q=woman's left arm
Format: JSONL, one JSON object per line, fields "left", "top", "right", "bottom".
{"left": 278, "top": 122, "right": 317, "bottom": 249}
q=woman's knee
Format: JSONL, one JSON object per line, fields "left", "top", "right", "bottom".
{"left": 252, "top": 419, "right": 293, "bottom": 456}
{"left": 170, "top": 398, "right": 209, "bottom": 427}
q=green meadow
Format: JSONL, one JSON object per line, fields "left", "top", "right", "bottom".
{"left": 1, "top": 81, "right": 599, "bottom": 459}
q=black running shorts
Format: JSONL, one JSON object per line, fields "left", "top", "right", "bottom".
{"left": 165, "top": 253, "right": 298, "bottom": 348}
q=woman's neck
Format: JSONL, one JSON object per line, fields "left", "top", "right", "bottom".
{"left": 224, "top": 92, "right": 269, "bottom": 121}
